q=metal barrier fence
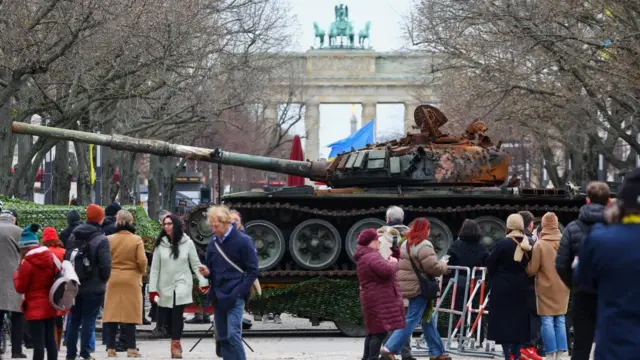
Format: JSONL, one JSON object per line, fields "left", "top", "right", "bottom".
{"left": 412, "top": 265, "right": 503, "bottom": 358}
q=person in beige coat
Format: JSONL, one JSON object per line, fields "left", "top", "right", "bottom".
{"left": 381, "top": 217, "right": 451, "bottom": 360}
{"left": 103, "top": 210, "right": 148, "bottom": 358}
{"left": 526, "top": 212, "right": 569, "bottom": 360}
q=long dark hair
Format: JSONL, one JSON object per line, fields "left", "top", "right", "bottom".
{"left": 154, "top": 214, "right": 183, "bottom": 259}
{"left": 458, "top": 219, "right": 482, "bottom": 241}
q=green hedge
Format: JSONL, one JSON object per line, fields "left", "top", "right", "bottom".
{"left": 248, "top": 277, "right": 363, "bottom": 325}
{"left": 0, "top": 196, "right": 161, "bottom": 250}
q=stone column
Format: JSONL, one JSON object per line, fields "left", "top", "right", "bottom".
{"left": 304, "top": 102, "right": 320, "bottom": 162}
{"left": 404, "top": 102, "right": 420, "bottom": 134}
{"left": 264, "top": 103, "right": 278, "bottom": 130}
{"left": 361, "top": 102, "right": 377, "bottom": 139}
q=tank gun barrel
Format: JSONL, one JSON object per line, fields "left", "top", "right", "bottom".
{"left": 11, "top": 122, "right": 328, "bottom": 181}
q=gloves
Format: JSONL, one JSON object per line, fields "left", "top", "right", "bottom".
{"left": 391, "top": 247, "right": 401, "bottom": 259}
{"left": 199, "top": 286, "right": 210, "bottom": 294}
{"left": 149, "top": 292, "right": 159, "bottom": 303}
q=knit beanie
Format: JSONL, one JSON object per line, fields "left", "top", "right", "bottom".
{"left": 42, "top": 227, "right": 59, "bottom": 241}
{"left": 105, "top": 202, "right": 121, "bottom": 217}
{"left": 20, "top": 224, "right": 40, "bottom": 249}
{"left": 357, "top": 228, "right": 379, "bottom": 247}
{"left": 618, "top": 168, "right": 640, "bottom": 209}
{"left": 86, "top": 204, "right": 105, "bottom": 224}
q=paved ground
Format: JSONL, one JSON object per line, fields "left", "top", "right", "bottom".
{"left": 24, "top": 337, "right": 579, "bottom": 359}
{"left": 79, "top": 313, "right": 577, "bottom": 359}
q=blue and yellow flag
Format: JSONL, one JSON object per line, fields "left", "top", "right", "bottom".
{"left": 327, "top": 120, "right": 375, "bottom": 161}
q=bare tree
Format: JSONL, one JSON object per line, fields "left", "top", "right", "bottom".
{"left": 1, "top": 0, "right": 301, "bottom": 203}
{"left": 406, "top": 0, "right": 640, "bottom": 186}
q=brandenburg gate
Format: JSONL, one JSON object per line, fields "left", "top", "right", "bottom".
{"left": 265, "top": 4, "right": 439, "bottom": 161}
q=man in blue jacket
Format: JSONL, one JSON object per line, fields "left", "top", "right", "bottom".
{"left": 199, "top": 205, "right": 259, "bottom": 360}
{"left": 577, "top": 168, "right": 640, "bottom": 360}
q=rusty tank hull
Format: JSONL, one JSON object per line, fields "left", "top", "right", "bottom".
{"left": 181, "top": 105, "right": 585, "bottom": 278}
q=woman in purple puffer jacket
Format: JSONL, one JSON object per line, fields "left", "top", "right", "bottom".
{"left": 354, "top": 228, "right": 406, "bottom": 360}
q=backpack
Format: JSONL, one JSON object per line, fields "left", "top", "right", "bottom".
{"left": 49, "top": 255, "right": 80, "bottom": 312}
{"left": 64, "top": 233, "right": 95, "bottom": 282}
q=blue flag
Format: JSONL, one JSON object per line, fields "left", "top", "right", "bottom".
{"left": 327, "top": 120, "right": 375, "bottom": 160}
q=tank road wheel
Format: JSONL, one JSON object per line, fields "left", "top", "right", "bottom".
{"left": 533, "top": 217, "right": 565, "bottom": 233}
{"left": 426, "top": 217, "right": 454, "bottom": 257}
{"left": 244, "top": 220, "right": 286, "bottom": 271}
{"left": 186, "top": 207, "right": 213, "bottom": 247}
{"left": 289, "top": 219, "right": 342, "bottom": 270}
{"left": 334, "top": 321, "right": 367, "bottom": 337}
{"left": 345, "top": 218, "right": 386, "bottom": 263}
{"left": 474, "top": 216, "right": 506, "bottom": 250}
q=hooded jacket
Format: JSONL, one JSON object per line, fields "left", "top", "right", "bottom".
{"left": 68, "top": 222, "right": 112, "bottom": 295}
{"left": 13, "top": 246, "right": 58, "bottom": 320}
{"left": 354, "top": 245, "right": 405, "bottom": 334}
{"left": 555, "top": 203, "right": 606, "bottom": 290}
{"left": 526, "top": 213, "right": 569, "bottom": 315}
{"left": 59, "top": 210, "right": 82, "bottom": 247}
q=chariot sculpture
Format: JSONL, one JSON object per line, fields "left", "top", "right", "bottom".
{"left": 313, "top": 4, "right": 372, "bottom": 49}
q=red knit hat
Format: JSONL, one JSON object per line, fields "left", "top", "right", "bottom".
{"left": 42, "top": 227, "right": 58, "bottom": 242}
{"left": 357, "top": 228, "right": 379, "bottom": 246}
{"left": 86, "top": 204, "right": 105, "bottom": 224}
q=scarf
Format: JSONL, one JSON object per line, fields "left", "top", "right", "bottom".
{"left": 622, "top": 215, "right": 640, "bottom": 224}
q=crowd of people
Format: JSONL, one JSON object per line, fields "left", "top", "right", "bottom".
{"left": 0, "top": 167, "right": 639, "bottom": 360}
{"left": 354, "top": 168, "right": 640, "bottom": 360}
{"left": 0, "top": 201, "right": 259, "bottom": 360}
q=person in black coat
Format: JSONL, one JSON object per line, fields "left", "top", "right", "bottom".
{"left": 486, "top": 214, "right": 532, "bottom": 360}
{"left": 555, "top": 181, "right": 610, "bottom": 360}
{"left": 446, "top": 219, "right": 489, "bottom": 312}
{"left": 59, "top": 210, "right": 82, "bottom": 247}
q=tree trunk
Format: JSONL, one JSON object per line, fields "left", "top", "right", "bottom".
{"left": 147, "top": 155, "right": 161, "bottom": 220}
{"left": 118, "top": 152, "right": 138, "bottom": 205}
{"left": 0, "top": 99, "right": 16, "bottom": 195}
{"left": 74, "top": 142, "right": 92, "bottom": 205}
{"left": 52, "top": 142, "right": 71, "bottom": 204}
{"left": 15, "top": 141, "right": 56, "bottom": 201}
{"left": 15, "top": 135, "right": 33, "bottom": 200}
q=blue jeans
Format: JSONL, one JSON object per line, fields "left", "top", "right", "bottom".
{"left": 384, "top": 296, "right": 446, "bottom": 357}
{"left": 540, "top": 315, "right": 568, "bottom": 354}
{"left": 66, "top": 293, "right": 104, "bottom": 359}
{"left": 64, "top": 314, "right": 96, "bottom": 351}
{"left": 214, "top": 298, "right": 246, "bottom": 360}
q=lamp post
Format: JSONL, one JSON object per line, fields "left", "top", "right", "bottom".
{"left": 94, "top": 129, "right": 102, "bottom": 205}
{"left": 43, "top": 134, "right": 53, "bottom": 204}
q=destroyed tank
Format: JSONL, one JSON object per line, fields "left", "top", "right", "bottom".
{"left": 11, "top": 105, "right": 585, "bottom": 278}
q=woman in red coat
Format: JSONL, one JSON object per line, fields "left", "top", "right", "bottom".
{"left": 13, "top": 224, "right": 59, "bottom": 360}
{"left": 42, "top": 227, "right": 66, "bottom": 350}
{"left": 354, "top": 228, "right": 406, "bottom": 360}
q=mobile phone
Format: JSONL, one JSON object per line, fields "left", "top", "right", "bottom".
{"left": 392, "top": 236, "right": 398, "bottom": 249}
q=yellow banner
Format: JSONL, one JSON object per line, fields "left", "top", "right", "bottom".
{"left": 89, "top": 144, "right": 96, "bottom": 185}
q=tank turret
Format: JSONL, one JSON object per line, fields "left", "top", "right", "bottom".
{"left": 11, "top": 105, "right": 510, "bottom": 188}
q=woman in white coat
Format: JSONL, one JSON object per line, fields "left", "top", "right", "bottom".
{"left": 149, "top": 214, "right": 208, "bottom": 358}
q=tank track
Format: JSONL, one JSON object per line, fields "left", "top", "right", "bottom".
{"left": 225, "top": 202, "right": 580, "bottom": 216}
{"left": 186, "top": 202, "right": 579, "bottom": 279}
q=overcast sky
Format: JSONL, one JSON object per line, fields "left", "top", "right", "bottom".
{"left": 282, "top": 0, "right": 413, "bottom": 159}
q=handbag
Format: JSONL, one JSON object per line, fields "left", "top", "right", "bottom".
{"left": 213, "top": 241, "right": 262, "bottom": 300}
{"left": 408, "top": 248, "right": 440, "bottom": 302}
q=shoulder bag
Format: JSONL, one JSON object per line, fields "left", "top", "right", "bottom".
{"left": 407, "top": 244, "right": 440, "bottom": 302}
{"left": 213, "top": 241, "right": 262, "bottom": 300}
